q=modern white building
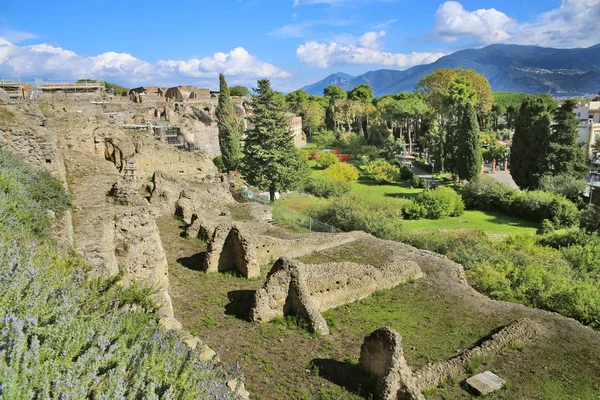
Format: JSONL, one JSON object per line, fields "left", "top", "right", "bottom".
{"left": 574, "top": 101, "right": 600, "bottom": 160}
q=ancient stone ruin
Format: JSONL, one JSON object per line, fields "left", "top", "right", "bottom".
{"left": 250, "top": 257, "right": 422, "bottom": 335}
{"left": 359, "top": 318, "right": 542, "bottom": 400}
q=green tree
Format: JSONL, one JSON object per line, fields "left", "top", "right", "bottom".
{"left": 548, "top": 99, "right": 588, "bottom": 178}
{"left": 324, "top": 85, "right": 346, "bottom": 130}
{"left": 510, "top": 98, "right": 552, "bottom": 189}
{"left": 286, "top": 89, "right": 309, "bottom": 114}
{"left": 456, "top": 103, "right": 482, "bottom": 181}
{"left": 242, "top": 79, "right": 310, "bottom": 202}
{"left": 347, "top": 84, "right": 373, "bottom": 104}
{"left": 384, "top": 94, "right": 428, "bottom": 153}
{"left": 215, "top": 74, "right": 242, "bottom": 171}
{"left": 303, "top": 100, "right": 325, "bottom": 137}
{"left": 229, "top": 85, "right": 250, "bottom": 96}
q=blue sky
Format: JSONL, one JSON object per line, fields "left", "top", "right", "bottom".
{"left": 1, "top": 0, "right": 598, "bottom": 92}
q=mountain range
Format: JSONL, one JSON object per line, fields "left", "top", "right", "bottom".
{"left": 302, "top": 44, "right": 600, "bottom": 97}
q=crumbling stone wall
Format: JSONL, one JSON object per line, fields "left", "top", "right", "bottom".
{"left": 360, "top": 318, "right": 542, "bottom": 400}
{"left": 202, "top": 223, "right": 370, "bottom": 278}
{"left": 114, "top": 206, "right": 174, "bottom": 318}
{"left": 250, "top": 257, "right": 423, "bottom": 335}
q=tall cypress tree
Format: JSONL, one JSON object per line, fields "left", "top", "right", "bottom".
{"left": 456, "top": 103, "right": 482, "bottom": 181}
{"left": 215, "top": 74, "right": 242, "bottom": 171}
{"left": 242, "top": 79, "right": 310, "bottom": 202}
{"left": 510, "top": 98, "right": 552, "bottom": 189}
{"left": 548, "top": 99, "right": 588, "bottom": 178}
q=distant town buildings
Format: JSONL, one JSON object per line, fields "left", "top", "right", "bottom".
{"left": 575, "top": 101, "right": 600, "bottom": 159}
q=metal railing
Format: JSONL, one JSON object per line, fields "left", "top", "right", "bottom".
{"left": 239, "top": 187, "right": 341, "bottom": 233}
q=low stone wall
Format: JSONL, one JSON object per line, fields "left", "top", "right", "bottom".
{"left": 202, "top": 222, "right": 368, "bottom": 278}
{"left": 250, "top": 257, "right": 422, "bottom": 335}
{"left": 359, "top": 318, "right": 542, "bottom": 400}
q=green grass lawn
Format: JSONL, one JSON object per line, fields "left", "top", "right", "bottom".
{"left": 403, "top": 210, "right": 539, "bottom": 236}
{"left": 279, "top": 161, "right": 538, "bottom": 238}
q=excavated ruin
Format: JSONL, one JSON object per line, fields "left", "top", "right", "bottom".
{"left": 359, "top": 319, "right": 543, "bottom": 400}
{"left": 250, "top": 255, "right": 422, "bottom": 335}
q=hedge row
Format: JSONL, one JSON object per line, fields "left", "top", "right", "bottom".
{"left": 461, "top": 176, "right": 578, "bottom": 228}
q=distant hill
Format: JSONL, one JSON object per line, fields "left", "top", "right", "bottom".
{"left": 302, "top": 43, "right": 600, "bottom": 97}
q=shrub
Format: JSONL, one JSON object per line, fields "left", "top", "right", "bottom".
{"left": 324, "top": 162, "right": 359, "bottom": 182}
{"left": 580, "top": 204, "right": 600, "bottom": 233}
{"left": 404, "top": 186, "right": 464, "bottom": 219}
{"left": 362, "top": 159, "right": 401, "bottom": 183}
{"left": 0, "top": 150, "right": 71, "bottom": 239}
{"left": 313, "top": 129, "right": 336, "bottom": 149}
{"left": 410, "top": 174, "right": 427, "bottom": 189}
{"left": 304, "top": 175, "right": 352, "bottom": 198}
{"left": 306, "top": 195, "right": 406, "bottom": 239}
{"left": 305, "top": 148, "right": 323, "bottom": 160}
{"left": 317, "top": 151, "right": 339, "bottom": 169}
{"left": 399, "top": 164, "right": 414, "bottom": 180}
{"left": 461, "top": 176, "right": 578, "bottom": 228}
{"left": 539, "top": 173, "right": 587, "bottom": 204}
{"left": 402, "top": 201, "right": 427, "bottom": 220}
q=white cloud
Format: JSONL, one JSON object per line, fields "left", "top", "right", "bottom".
{"left": 0, "top": 29, "right": 37, "bottom": 43}
{"left": 0, "top": 39, "right": 291, "bottom": 86}
{"left": 297, "top": 31, "right": 445, "bottom": 68}
{"left": 433, "top": 1, "right": 515, "bottom": 44}
{"left": 516, "top": 0, "right": 600, "bottom": 48}
{"left": 271, "top": 18, "right": 351, "bottom": 38}
{"left": 432, "top": 0, "right": 600, "bottom": 48}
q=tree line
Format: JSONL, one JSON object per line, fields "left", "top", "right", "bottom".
{"left": 215, "top": 69, "right": 592, "bottom": 202}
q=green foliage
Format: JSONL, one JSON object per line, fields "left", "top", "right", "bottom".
{"left": 410, "top": 174, "right": 427, "bottom": 189}
{"left": 212, "top": 155, "right": 225, "bottom": 172}
{"left": 323, "top": 162, "right": 359, "bottom": 182}
{"left": 580, "top": 204, "right": 600, "bottom": 234}
{"left": 317, "top": 151, "right": 339, "bottom": 169}
{"left": 243, "top": 79, "right": 310, "bottom": 201}
{"left": 539, "top": 173, "right": 587, "bottom": 204}
{"left": 346, "top": 84, "right": 373, "bottom": 104}
{"left": 362, "top": 159, "right": 401, "bottom": 183}
{"left": 510, "top": 97, "right": 552, "bottom": 189}
{"left": 306, "top": 195, "right": 406, "bottom": 239}
{"left": 312, "top": 129, "right": 337, "bottom": 149}
{"left": 286, "top": 89, "right": 309, "bottom": 114}
{"left": 323, "top": 85, "right": 346, "bottom": 101}
{"left": 462, "top": 176, "right": 578, "bottom": 228}
{"left": 304, "top": 175, "right": 352, "bottom": 198}
{"left": 0, "top": 150, "right": 71, "bottom": 239}
{"left": 403, "top": 186, "right": 464, "bottom": 220}
{"left": 229, "top": 85, "right": 250, "bottom": 97}
{"left": 104, "top": 81, "right": 129, "bottom": 96}
{"left": 216, "top": 74, "right": 242, "bottom": 171}
{"left": 548, "top": 99, "right": 589, "bottom": 179}
{"left": 456, "top": 102, "right": 482, "bottom": 181}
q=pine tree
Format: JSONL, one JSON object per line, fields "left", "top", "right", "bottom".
{"left": 242, "top": 79, "right": 310, "bottom": 202}
{"left": 456, "top": 103, "right": 482, "bottom": 181}
{"left": 510, "top": 98, "right": 552, "bottom": 189}
{"left": 547, "top": 99, "right": 588, "bottom": 178}
{"left": 215, "top": 74, "right": 242, "bottom": 172}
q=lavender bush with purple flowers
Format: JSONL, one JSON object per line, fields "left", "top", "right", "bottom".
{"left": 0, "top": 150, "right": 237, "bottom": 399}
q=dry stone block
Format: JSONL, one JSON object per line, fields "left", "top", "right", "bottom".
{"left": 466, "top": 371, "right": 506, "bottom": 395}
